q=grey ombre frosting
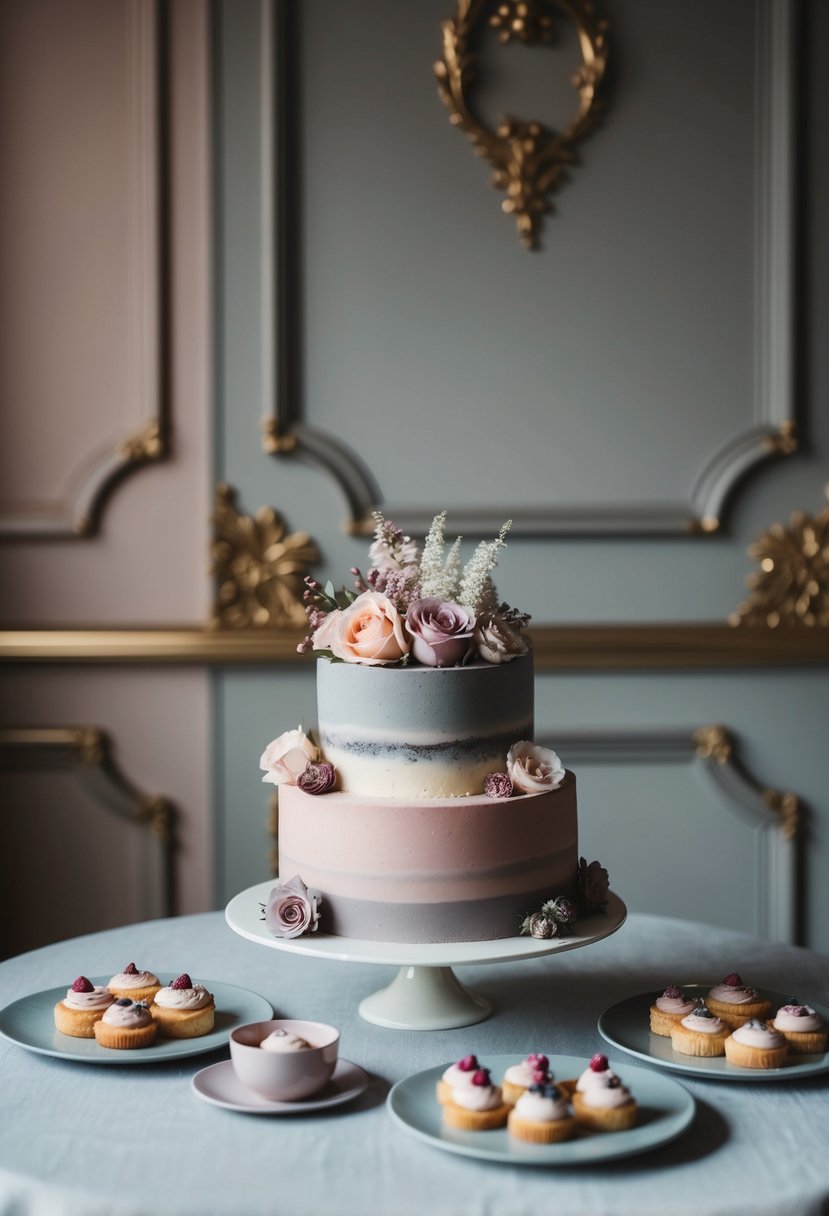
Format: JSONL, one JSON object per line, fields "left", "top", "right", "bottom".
{"left": 316, "top": 654, "right": 534, "bottom": 798}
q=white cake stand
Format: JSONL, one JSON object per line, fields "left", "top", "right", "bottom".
{"left": 225, "top": 882, "right": 627, "bottom": 1031}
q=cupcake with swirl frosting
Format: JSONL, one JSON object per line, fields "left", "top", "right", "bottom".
{"left": 772, "top": 1003, "right": 827, "bottom": 1055}
{"left": 150, "top": 973, "right": 215, "bottom": 1039}
{"left": 501, "top": 1053, "right": 552, "bottom": 1105}
{"left": 93, "top": 998, "right": 157, "bottom": 1049}
{"left": 724, "top": 1018, "right": 788, "bottom": 1069}
{"left": 442, "top": 1066, "right": 511, "bottom": 1131}
{"left": 436, "top": 1054, "right": 480, "bottom": 1105}
{"left": 107, "top": 962, "right": 161, "bottom": 1004}
{"left": 508, "top": 1080, "right": 575, "bottom": 1143}
{"left": 669, "top": 1003, "right": 730, "bottom": 1057}
{"left": 705, "top": 973, "right": 770, "bottom": 1028}
{"left": 53, "top": 976, "right": 114, "bottom": 1038}
{"left": 571, "top": 1055, "right": 637, "bottom": 1132}
{"left": 649, "top": 985, "right": 697, "bottom": 1037}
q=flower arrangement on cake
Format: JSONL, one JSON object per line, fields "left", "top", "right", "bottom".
{"left": 297, "top": 510, "right": 530, "bottom": 667}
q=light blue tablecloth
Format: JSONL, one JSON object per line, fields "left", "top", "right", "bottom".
{"left": 1, "top": 910, "right": 828, "bottom": 1216}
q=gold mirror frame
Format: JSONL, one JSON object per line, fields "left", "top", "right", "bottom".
{"left": 434, "top": 0, "right": 609, "bottom": 249}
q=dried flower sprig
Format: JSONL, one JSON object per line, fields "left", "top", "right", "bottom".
{"left": 458, "top": 520, "right": 512, "bottom": 615}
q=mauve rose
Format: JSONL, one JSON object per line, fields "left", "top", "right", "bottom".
{"left": 484, "top": 772, "right": 513, "bottom": 799}
{"left": 474, "top": 614, "right": 529, "bottom": 664}
{"left": 260, "top": 727, "right": 319, "bottom": 786}
{"left": 264, "top": 876, "right": 320, "bottom": 938}
{"left": 507, "top": 741, "right": 565, "bottom": 793}
{"left": 297, "top": 761, "right": 337, "bottom": 795}
{"left": 328, "top": 591, "right": 409, "bottom": 665}
{"left": 404, "top": 598, "right": 476, "bottom": 667}
{"left": 577, "top": 857, "right": 609, "bottom": 914}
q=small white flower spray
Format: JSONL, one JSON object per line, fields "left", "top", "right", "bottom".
{"left": 457, "top": 520, "right": 512, "bottom": 615}
{"left": 418, "top": 511, "right": 447, "bottom": 595}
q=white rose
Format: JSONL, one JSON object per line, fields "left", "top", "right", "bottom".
{"left": 260, "top": 727, "right": 319, "bottom": 786}
{"left": 507, "top": 742, "right": 565, "bottom": 793}
{"left": 474, "top": 616, "right": 529, "bottom": 664}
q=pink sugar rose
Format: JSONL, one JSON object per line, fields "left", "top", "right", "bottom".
{"left": 260, "top": 727, "right": 319, "bottom": 786}
{"left": 327, "top": 590, "right": 409, "bottom": 665}
{"left": 404, "top": 598, "right": 476, "bottom": 667}
{"left": 264, "top": 876, "right": 320, "bottom": 939}
{"left": 506, "top": 741, "right": 565, "bottom": 793}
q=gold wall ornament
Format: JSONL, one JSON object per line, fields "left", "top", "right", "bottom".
{"left": 693, "top": 725, "right": 734, "bottom": 766}
{"left": 434, "top": 0, "right": 609, "bottom": 249}
{"left": 210, "top": 484, "right": 318, "bottom": 630}
{"left": 730, "top": 488, "right": 829, "bottom": 628}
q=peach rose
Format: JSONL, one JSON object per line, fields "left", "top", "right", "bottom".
{"left": 329, "top": 591, "right": 409, "bottom": 665}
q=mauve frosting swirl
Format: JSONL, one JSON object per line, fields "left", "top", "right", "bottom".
{"left": 774, "top": 1004, "right": 825, "bottom": 1033}
{"left": 708, "top": 981, "right": 759, "bottom": 1005}
{"left": 108, "top": 969, "right": 159, "bottom": 990}
{"left": 63, "top": 986, "right": 113, "bottom": 1011}
{"left": 655, "top": 987, "right": 696, "bottom": 1015}
{"left": 154, "top": 983, "right": 212, "bottom": 1011}
{"left": 101, "top": 1000, "right": 153, "bottom": 1028}
{"left": 680, "top": 1010, "right": 727, "bottom": 1034}
{"left": 731, "top": 1019, "right": 785, "bottom": 1049}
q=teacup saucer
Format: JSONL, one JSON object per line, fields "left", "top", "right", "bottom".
{"left": 191, "top": 1057, "right": 369, "bottom": 1114}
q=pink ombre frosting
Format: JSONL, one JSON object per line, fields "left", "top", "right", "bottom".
{"left": 731, "top": 1020, "right": 785, "bottom": 1049}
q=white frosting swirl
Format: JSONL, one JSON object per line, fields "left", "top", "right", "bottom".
{"left": 655, "top": 992, "right": 696, "bottom": 1015}
{"left": 774, "top": 1005, "right": 825, "bottom": 1033}
{"left": 708, "top": 982, "right": 759, "bottom": 1005}
{"left": 504, "top": 1059, "right": 546, "bottom": 1087}
{"left": 582, "top": 1079, "right": 633, "bottom": 1110}
{"left": 101, "top": 1000, "right": 153, "bottom": 1028}
{"left": 452, "top": 1083, "right": 503, "bottom": 1111}
{"left": 154, "top": 983, "right": 212, "bottom": 1011}
{"left": 576, "top": 1065, "right": 617, "bottom": 1092}
{"left": 260, "top": 1029, "right": 311, "bottom": 1052}
{"left": 108, "top": 969, "right": 158, "bottom": 990}
{"left": 441, "top": 1062, "right": 479, "bottom": 1088}
{"left": 731, "top": 1020, "right": 785, "bottom": 1049}
{"left": 63, "top": 986, "right": 113, "bottom": 1011}
{"left": 514, "top": 1090, "right": 569, "bottom": 1122}
{"left": 680, "top": 1010, "right": 727, "bottom": 1034}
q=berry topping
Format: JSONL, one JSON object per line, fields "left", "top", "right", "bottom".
{"left": 694, "top": 1003, "right": 714, "bottom": 1018}
{"left": 471, "top": 1068, "right": 491, "bottom": 1087}
{"left": 607, "top": 1075, "right": 621, "bottom": 1089}
{"left": 529, "top": 1081, "right": 561, "bottom": 1099}
{"left": 170, "top": 973, "right": 192, "bottom": 990}
{"left": 589, "top": 1053, "right": 609, "bottom": 1072}
{"left": 457, "top": 1054, "right": 478, "bottom": 1072}
{"left": 123, "top": 962, "right": 138, "bottom": 975}
{"left": 722, "top": 972, "right": 743, "bottom": 987}
{"left": 116, "top": 998, "right": 133, "bottom": 1007}
{"left": 527, "top": 1053, "right": 549, "bottom": 1071}
{"left": 663, "top": 984, "right": 683, "bottom": 999}
{"left": 71, "top": 976, "right": 94, "bottom": 993}
{"left": 531, "top": 1069, "right": 549, "bottom": 1085}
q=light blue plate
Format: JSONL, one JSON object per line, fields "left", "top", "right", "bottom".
{"left": 598, "top": 986, "right": 829, "bottom": 1082}
{"left": 387, "top": 1053, "right": 695, "bottom": 1165}
{"left": 0, "top": 977, "right": 273, "bottom": 1065}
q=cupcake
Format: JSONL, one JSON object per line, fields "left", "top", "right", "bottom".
{"left": 107, "top": 962, "right": 161, "bottom": 1004}
{"left": 772, "top": 1003, "right": 828, "bottom": 1055}
{"left": 436, "top": 1054, "right": 480, "bottom": 1105}
{"left": 501, "top": 1053, "right": 551, "bottom": 1105}
{"left": 649, "top": 985, "right": 697, "bottom": 1037}
{"left": 150, "top": 973, "right": 215, "bottom": 1039}
{"left": 508, "top": 1080, "right": 575, "bottom": 1144}
{"left": 93, "top": 998, "right": 157, "bottom": 1049}
{"left": 705, "top": 973, "right": 770, "bottom": 1028}
{"left": 724, "top": 1018, "right": 788, "bottom": 1069}
{"left": 571, "top": 1055, "right": 636, "bottom": 1132}
{"left": 669, "top": 1003, "right": 730, "bottom": 1056}
{"left": 53, "top": 976, "right": 114, "bottom": 1038}
{"left": 569, "top": 1051, "right": 618, "bottom": 1099}
{"left": 442, "top": 1066, "right": 511, "bottom": 1131}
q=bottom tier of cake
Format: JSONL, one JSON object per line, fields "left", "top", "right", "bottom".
{"left": 276, "top": 771, "right": 578, "bottom": 943}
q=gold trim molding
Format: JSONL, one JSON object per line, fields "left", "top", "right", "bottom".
{"left": 434, "top": 0, "right": 609, "bottom": 249}
{"left": 730, "top": 488, "right": 829, "bottom": 628}
{"left": 210, "top": 484, "right": 318, "bottom": 629}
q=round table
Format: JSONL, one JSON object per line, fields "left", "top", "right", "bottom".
{"left": 1, "top": 910, "right": 827, "bottom": 1216}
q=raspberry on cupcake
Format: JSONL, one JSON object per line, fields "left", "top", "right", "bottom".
{"left": 107, "top": 962, "right": 161, "bottom": 1004}
{"left": 436, "top": 1054, "right": 480, "bottom": 1105}
{"left": 150, "top": 973, "right": 215, "bottom": 1039}
{"left": 53, "top": 976, "right": 114, "bottom": 1038}
{"left": 442, "top": 1066, "right": 511, "bottom": 1131}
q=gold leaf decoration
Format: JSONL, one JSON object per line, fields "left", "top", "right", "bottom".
{"left": 693, "top": 725, "right": 733, "bottom": 765}
{"left": 210, "top": 484, "right": 318, "bottom": 630}
{"left": 730, "top": 488, "right": 829, "bottom": 628}
{"left": 434, "top": 0, "right": 608, "bottom": 249}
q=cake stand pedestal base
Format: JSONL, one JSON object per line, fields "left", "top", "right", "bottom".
{"left": 358, "top": 965, "right": 492, "bottom": 1030}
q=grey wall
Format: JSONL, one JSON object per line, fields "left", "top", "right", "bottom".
{"left": 215, "top": 0, "right": 829, "bottom": 949}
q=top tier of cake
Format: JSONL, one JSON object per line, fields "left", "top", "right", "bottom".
{"left": 316, "top": 653, "right": 534, "bottom": 799}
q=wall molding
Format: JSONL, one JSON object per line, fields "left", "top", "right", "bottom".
{"left": 0, "top": 725, "right": 175, "bottom": 920}
{"left": 1, "top": 624, "right": 828, "bottom": 667}
{"left": 0, "top": 0, "right": 166, "bottom": 538}
{"left": 251, "top": 0, "right": 798, "bottom": 537}
{"left": 541, "top": 724, "right": 801, "bottom": 942}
